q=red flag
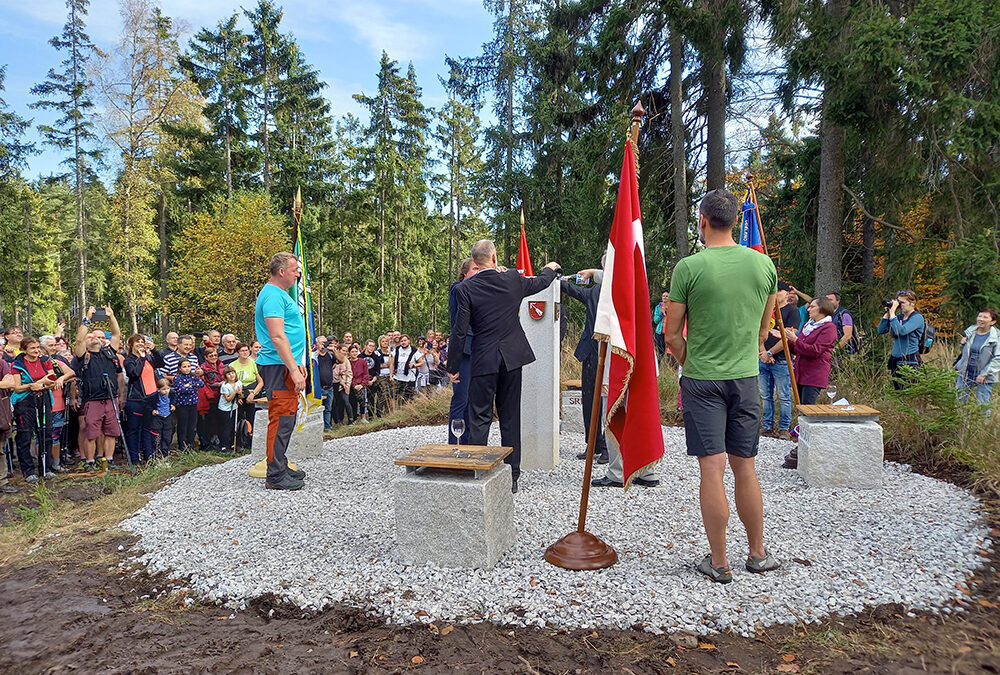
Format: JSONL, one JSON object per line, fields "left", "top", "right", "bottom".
{"left": 592, "top": 140, "right": 664, "bottom": 488}
{"left": 516, "top": 223, "right": 534, "bottom": 276}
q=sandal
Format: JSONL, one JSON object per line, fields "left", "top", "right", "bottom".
{"left": 746, "top": 549, "right": 781, "bottom": 573}
{"left": 695, "top": 554, "right": 732, "bottom": 583}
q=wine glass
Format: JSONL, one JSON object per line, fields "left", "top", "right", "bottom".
{"left": 826, "top": 381, "right": 838, "bottom": 404}
{"left": 450, "top": 418, "right": 465, "bottom": 446}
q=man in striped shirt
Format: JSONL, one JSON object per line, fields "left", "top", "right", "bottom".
{"left": 162, "top": 335, "right": 202, "bottom": 382}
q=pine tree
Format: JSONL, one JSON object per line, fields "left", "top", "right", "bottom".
{"left": 182, "top": 14, "right": 250, "bottom": 199}
{"left": 30, "top": 0, "right": 105, "bottom": 316}
{"left": 433, "top": 59, "right": 485, "bottom": 282}
{"left": 463, "top": 0, "right": 539, "bottom": 264}
{"left": 0, "top": 66, "right": 36, "bottom": 180}
{"left": 244, "top": 0, "right": 294, "bottom": 193}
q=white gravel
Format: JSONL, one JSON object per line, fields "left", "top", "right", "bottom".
{"left": 121, "top": 425, "right": 991, "bottom": 636}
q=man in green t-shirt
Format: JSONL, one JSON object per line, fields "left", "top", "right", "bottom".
{"left": 665, "top": 189, "right": 780, "bottom": 584}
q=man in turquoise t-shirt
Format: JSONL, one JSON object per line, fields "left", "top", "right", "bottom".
{"left": 254, "top": 252, "right": 308, "bottom": 490}
{"left": 665, "top": 189, "right": 779, "bottom": 584}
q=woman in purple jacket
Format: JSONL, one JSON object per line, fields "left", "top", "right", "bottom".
{"left": 782, "top": 296, "right": 838, "bottom": 405}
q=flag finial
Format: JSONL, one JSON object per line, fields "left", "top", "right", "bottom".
{"left": 292, "top": 187, "right": 303, "bottom": 226}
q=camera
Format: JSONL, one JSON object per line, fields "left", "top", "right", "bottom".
{"left": 883, "top": 299, "right": 895, "bottom": 309}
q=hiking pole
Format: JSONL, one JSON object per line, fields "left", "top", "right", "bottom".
{"left": 104, "top": 374, "right": 135, "bottom": 477}
{"left": 34, "top": 392, "right": 47, "bottom": 480}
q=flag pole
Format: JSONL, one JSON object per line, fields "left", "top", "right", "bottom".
{"left": 746, "top": 174, "right": 800, "bottom": 407}
{"left": 545, "top": 101, "right": 645, "bottom": 571}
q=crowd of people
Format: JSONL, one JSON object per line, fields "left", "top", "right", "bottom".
{"left": 0, "top": 304, "right": 455, "bottom": 494}
{"left": 652, "top": 277, "right": 999, "bottom": 471}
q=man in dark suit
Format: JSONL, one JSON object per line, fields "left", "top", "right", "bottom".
{"left": 448, "top": 239, "right": 560, "bottom": 493}
{"left": 560, "top": 271, "right": 609, "bottom": 465}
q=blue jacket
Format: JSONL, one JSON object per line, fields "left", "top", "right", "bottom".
{"left": 877, "top": 312, "right": 925, "bottom": 358}
{"left": 10, "top": 353, "right": 55, "bottom": 407}
{"left": 561, "top": 280, "right": 601, "bottom": 363}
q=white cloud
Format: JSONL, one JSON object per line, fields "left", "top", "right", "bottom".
{"left": 331, "top": 0, "right": 432, "bottom": 61}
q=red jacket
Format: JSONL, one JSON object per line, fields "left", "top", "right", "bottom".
{"left": 197, "top": 359, "right": 225, "bottom": 413}
{"left": 790, "top": 321, "right": 837, "bottom": 388}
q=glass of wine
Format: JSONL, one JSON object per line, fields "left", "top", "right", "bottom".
{"left": 450, "top": 418, "right": 465, "bottom": 446}
{"left": 826, "top": 381, "right": 838, "bottom": 404}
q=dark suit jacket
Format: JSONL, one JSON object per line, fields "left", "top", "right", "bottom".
{"left": 449, "top": 267, "right": 558, "bottom": 376}
{"left": 561, "top": 280, "right": 601, "bottom": 363}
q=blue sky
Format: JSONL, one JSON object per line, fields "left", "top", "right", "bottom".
{"left": 0, "top": 0, "right": 494, "bottom": 178}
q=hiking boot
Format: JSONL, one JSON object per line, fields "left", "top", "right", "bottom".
{"left": 265, "top": 474, "right": 304, "bottom": 491}
{"left": 25, "top": 474, "right": 39, "bottom": 484}
{"left": 1, "top": 484, "right": 17, "bottom": 493}
{"left": 776, "top": 430, "right": 793, "bottom": 441}
{"left": 287, "top": 467, "right": 305, "bottom": 480}
{"left": 695, "top": 554, "right": 732, "bottom": 584}
{"left": 43, "top": 471, "right": 56, "bottom": 480}
{"left": 746, "top": 549, "right": 781, "bottom": 574}
{"left": 52, "top": 462, "right": 70, "bottom": 474}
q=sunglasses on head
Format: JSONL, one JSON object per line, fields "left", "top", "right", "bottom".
{"left": 896, "top": 290, "right": 913, "bottom": 296}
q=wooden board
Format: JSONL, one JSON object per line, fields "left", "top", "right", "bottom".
{"left": 796, "top": 404, "right": 880, "bottom": 417}
{"left": 561, "top": 379, "right": 583, "bottom": 390}
{"left": 394, "top": 444, "right": 513, "bottom": 471}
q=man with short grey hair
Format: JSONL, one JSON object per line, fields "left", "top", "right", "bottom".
{"left": 448, "top": 239, "right": 561, "bottom": 493}
{"left": 219, "top": 333, "right": 239, "bottom": 366}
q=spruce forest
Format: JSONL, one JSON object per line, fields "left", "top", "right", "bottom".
{"left": 0, "top": 0, "right": 998, "bottom": 342}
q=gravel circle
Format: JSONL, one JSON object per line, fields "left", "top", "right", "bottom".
{"left": 122, "top": 425, "right": 991, "bottom": 635}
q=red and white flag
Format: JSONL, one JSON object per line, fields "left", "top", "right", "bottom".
{"left": 516, "top": 222, "right": 534, "bottom": 276}
{"left": 593, "top": 140, "right": 664, "bottom": 488}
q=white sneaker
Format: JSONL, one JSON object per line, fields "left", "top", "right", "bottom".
{"left": 25, "top": 474, "right": 39, "bottom": 484}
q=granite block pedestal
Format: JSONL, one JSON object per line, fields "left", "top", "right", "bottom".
{"left": 797, "top": 416, "right": 884, "bottom": 489}
{"left": 561, "top": 389, "right": 584, "bottom": 434}
{"left": 248, "top": 407, "right": 323, "bottom": 478}
{"left": 394, "top": 463, "right": 515, "bottom": 569}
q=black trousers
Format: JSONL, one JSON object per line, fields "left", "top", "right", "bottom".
{"left": 468, "top": 360, "right": 522, "bottom": 480}
{"left": 797, "top": 384, "right": 822, "bottom": 405}
{"left": 151, "top": 414, "right": 174, "bottom": 457}
{"left": 218, "top": 409, "right": 237, "bottom": 452}
{"left": 14, "top": 395, "right": 52, "bottom": 477}
{"left": 580, "top": 355, "right": 608, "bottom": 456}
{"left": 175, "top": 404, "right": 198, "bottom": 452}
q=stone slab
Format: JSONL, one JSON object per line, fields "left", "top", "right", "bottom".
{"left": 561, "top": 389, "right": 584, "bottom": 434}
{"left": 393, "top": 463, "right": 515, "bottom": 569}
{"left": 518, "top": 280, "right": 561, "bottom": 471}
{"left": 250, "top": 408, "right": 325, "bottom": 463}
{"left": 797, "top": 418, "right": 884, "bottom": 489}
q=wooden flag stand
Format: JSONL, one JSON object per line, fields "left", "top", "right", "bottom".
{"left": 545, "top": 102, "right": 646, "bottom": 571}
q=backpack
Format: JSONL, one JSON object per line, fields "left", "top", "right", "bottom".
{"left": 918, "top": 314, "right": 935, "bottom": 355}
{"left": 831, "top": 306, "right": 862, "bottom": 354}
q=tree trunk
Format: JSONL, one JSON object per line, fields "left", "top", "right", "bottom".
{"left": 814, "top": 0, "right": 849, "bottom": 295}
{"left": 504, "top": 0, "right": 515, "bottom": 265}
{"left": 670, "top": 30, "right": 689, "bottom": 258}
{"left": 225, "top": 127, "right": 233, "bottom": 200}
{"left": 815, "top": 115, "right": 846, "bottom": 294}
{"left": 705, "top": 57, "right": 726, "bottom": 191}
{"left": 158, "top": 191, "right": 168, "bottom": 338}
{"left": 862, "top": 214, "right": 875, "bottom": 282}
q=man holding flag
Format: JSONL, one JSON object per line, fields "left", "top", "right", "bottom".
{"left": 665, "top": 189, "right": 781, "bottom": 583}
{"left": 255, "top": 252, "right": 308, "bottom": 491}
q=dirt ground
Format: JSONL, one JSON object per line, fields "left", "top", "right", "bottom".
{"left": 2, "top": 470, "right": 1000, "bottom": 673}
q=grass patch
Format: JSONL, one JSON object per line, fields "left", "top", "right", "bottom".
{"left": 325, "top": 387, "right": 452, "bottom": 440}
{"left": 0, "top": 450, "right": 228, "bottom": 574}
{"left": 780, "top": 622, "right": 901, "bottom": 673}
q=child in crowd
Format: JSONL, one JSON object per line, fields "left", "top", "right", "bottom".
{"left": 172, "top": 359, "right": 203, "bottom": 452}
{"left": 218, "top": 366, "right": 241, "bottom": 453}
{"left": 150, "top": 378, "right": 175, "bottom": 457}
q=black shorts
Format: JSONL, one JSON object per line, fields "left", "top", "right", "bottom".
{"left": 680, "top": 376, "right": 761, "bottom": 458}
